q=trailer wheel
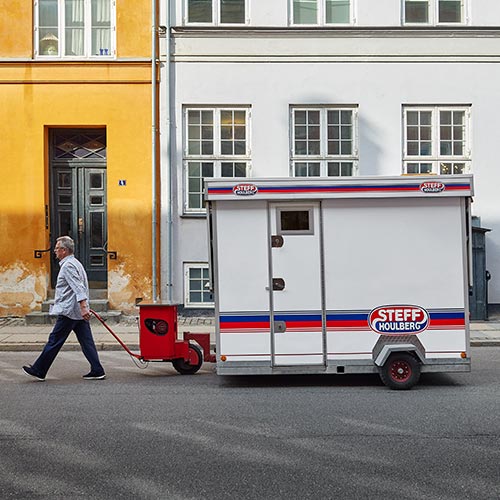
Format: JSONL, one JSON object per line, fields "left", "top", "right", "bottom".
{"left": 380, "top": 353, "right": 420, "bottom": 390}
{"left": 172, "top": 343, "right": 203, "bottom": 375}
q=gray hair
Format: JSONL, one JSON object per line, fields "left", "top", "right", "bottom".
{"left": 56, "top": 236, "right": 75, "bottom": 254}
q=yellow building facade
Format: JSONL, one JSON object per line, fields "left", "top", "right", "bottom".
{"left": 0, "top": 0, "right": 157, "bottom": 317}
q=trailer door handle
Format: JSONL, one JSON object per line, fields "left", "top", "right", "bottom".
{"left": 271, "top": 235, "right": 284, "bottom": 248}
{"left": 272, "top": 278, "right": 285, "bottom": 291}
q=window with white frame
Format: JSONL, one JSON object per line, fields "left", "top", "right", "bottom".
{"left": 184, "top": 107, "right": 251, "bottom": 212}
{"left": 184, "top": 263, "right": 213, "bottom": 307}
{"left": 403, "top": 0, "right": 465, "bottom": 25}
{"left": 186, "top": 0, "right": 246, "bottom": 24}
{"left": 291, "top": 107, "right": 358, "bottom": 177}
{"left": 291, "top": 0, "right": 352, "bottom": 25}
{"left": 403, "top": 106, "right": 471, "bottom": 175}
{"left": 35, "top": 0, "right": 115, "bottom": 58}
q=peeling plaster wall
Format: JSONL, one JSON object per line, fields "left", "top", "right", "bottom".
{"left": 108, "top": 263, "right": 152, "bottom": 313}
{"left": 0, "top": 263, "right": 47, "bottom": 316}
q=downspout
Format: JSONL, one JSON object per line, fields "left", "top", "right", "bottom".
{"left": 165, "top": 1, "right": 173, "bottom": 303}
{"left": 160, "top": 1, "right": 173, "bottom": 303}
{"left": 151, "top": 0, "right": 158, "bottom": 301}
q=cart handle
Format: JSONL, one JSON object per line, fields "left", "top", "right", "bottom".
{"left": 90, "top": 309, "right": 143, "bottom": 360}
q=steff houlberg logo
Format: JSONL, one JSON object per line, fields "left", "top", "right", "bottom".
{"left": 233, "top": 183, "right": 258, "bottom": 196}
{"left": 369, "top": 305, "right": 429, "bottom": 335}
{"left": 419, "top": 182, "right": 445, "bottom": 193}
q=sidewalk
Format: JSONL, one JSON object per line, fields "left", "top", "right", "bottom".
{"left": 0, "top": 316, "right": 216, "bottom": 352}
{"left": 0, "top": 315, "right": 499, "bottom": 351}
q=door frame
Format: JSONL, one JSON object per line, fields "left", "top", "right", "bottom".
{"left": 49, "top": 129, "right": 108, "bottom": 288}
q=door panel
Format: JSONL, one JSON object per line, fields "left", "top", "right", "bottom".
{"left": 82, "top": 168, "right": 107, "bottom": 283}
{"left": 51, "top": 165, "right": 107, "bottom": 286}
{"left": 269, "top": 203, "right": 325, "bottom": 366}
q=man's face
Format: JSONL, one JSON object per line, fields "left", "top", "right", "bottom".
{"left": 54, "top": 243, "right": 69, "bottom": 261}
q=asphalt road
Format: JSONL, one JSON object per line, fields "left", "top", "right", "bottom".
{"left": 1, "top": 348, "right": 499, "bottom": 500}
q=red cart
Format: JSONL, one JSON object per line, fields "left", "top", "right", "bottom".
{"left": 91, "top": 302, "right": 215, "bottom": 374}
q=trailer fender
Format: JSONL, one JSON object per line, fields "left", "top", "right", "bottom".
{"left": 374, "top": 344, "right": 425, "bottom": 367}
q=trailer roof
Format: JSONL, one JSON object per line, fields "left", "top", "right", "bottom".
{"left": 205, "top": 175, "right": 473, "bottom": 201}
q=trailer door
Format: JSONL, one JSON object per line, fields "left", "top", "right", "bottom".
{"left": 269, "top": 203, "right": 325, "bottom": 366}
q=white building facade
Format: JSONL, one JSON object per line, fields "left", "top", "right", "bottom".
{"left": 159, "top": 0, "right": 500, "bottom": 312}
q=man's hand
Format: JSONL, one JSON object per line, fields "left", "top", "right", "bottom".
{"left": 80, "top": 301, "right": 91, "bottom": 321}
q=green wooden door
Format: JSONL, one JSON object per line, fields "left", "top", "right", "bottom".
{"left": 50, "top": 130, "right": 107, "bottom": 288}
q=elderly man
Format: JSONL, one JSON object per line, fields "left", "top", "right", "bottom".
{"left": 22, "top": 236, "right": 105, "bottom": 381}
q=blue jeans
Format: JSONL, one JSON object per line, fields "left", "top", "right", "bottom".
{"left": 31, "top": 315, "right": 104, "bottom": 378}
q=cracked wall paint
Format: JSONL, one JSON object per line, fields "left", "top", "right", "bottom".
{"left": 108, "top": 263, "right": 152, "bottom": 313}
{"left": 0, "top": 263, "right": 47, "bottom": 316}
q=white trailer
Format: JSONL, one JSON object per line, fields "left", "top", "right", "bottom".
{"left": 206, "top": 175, "right": 473, "bottom": 389}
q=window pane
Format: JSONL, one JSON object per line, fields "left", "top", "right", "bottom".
{"left": 202, "top": 162, "right": 214, "bottom": 177}
{"left": 188, "top": 0, "right": 212, "bottom": 23}
{"left": 221, "top": 162, "right": 234, "bottom": 176}
{"left": 295, "top": 163, "right": 307, "bottom": 177}
{"left": 440, "top": 111, "right": 452, "bottom": 125}
{"left": 340, "top": 162, "right": 353, "bottom": 176}
{"left": 90, "top": 173, "right": 103, "bottom": 189}
{"left": 59, "top": 211, "right": 72, "bottom": 235}
{"left": 439, "top": 0, "right": 461, "bottom": 23}
{"left": 293, "top": 0, "right": 317, "bottom": 24}
{"left": 309, "top": 163, "right": 320, "bottom": 176}
{"left": 92, "top": 0, "right": 111, "bottom": 56}
{"left": 295, "top": 110, "right": 307, "bottom": 124}
{"left": 65, "top": 0, "right": 85, "bottom": 56}
{"left": 234, "top": 162, "right": 247, "bottom": 177}
{"left": 308, "top": 141, "right": 320, "bottom": 155}
{"left": 405, "top": 1, "right": 429, "bottom": 23}
{"left": 340, "top": 141, "right": 352, "bottom": 155}
{"left": 90, "top": 212, "right": 104, "bottom": 248}
{"left": 189, "top": 266, "right": 201, "bottom": 279}
{"left": 327, "top": 162, "right": 339, "bottom": 176}
{"left": 440, "top": 163, "right": 451, "bottom": 174}
{"left": 280, "top": 210, "right": 310, "bottom": 232}
{"left": 39, "top": 0, "right": 59, "bottom": 55}
{"left": 220, "top": 0, "right": 245, "bottom": 24}
{"left": 326, "top": 0, "right": 350, "bottom": 24}
{"left": 202, "top": 136, "right": 213, "bottom": 153}
{"left": 407, "top": 111, "right": 419, "bottom": 126}
{"left": 420, "top": 142, "right": 432, "bottom": 156}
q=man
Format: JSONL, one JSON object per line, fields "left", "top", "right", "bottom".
{"left": 22, "top": 236, "right": 105, "bottom": 381}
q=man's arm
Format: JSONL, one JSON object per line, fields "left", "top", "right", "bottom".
{"left": 64, "top": 262, "right": 91, "bottom": 320}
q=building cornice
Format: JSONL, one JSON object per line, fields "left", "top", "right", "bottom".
{"left": 171, "top": 26, "right": 500, "bottom": 38}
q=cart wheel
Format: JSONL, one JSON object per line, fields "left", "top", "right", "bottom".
{"left": 172, "top": 343, "right": 203, "bottom": 375}
{"left": 380, "top": 353, "right": 420, "bottom": 390}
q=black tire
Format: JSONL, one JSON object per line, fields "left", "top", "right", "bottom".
{"left": 380, "top": 352, "right": 421, "bottom": 390}
{"left": 172, "top": 343, "right": 203, "bottom": 375}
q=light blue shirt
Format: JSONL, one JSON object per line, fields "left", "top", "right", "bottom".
{"left": 49, "top": 255, "right": 89, "bottom": 320}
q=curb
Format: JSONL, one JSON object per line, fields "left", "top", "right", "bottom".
{"left": 2, "top": 340, "right": 499, "bottom": 352}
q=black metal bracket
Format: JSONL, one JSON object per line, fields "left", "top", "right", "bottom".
{"left": 106, "top": 251, "right": 117, "bottom": 260}
{"left": 34, "top": 248, "right": 51, "bottom": 259}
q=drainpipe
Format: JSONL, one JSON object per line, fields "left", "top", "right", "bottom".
{"left": 160, "top": 1, "right": 173, "bottom": 303}
{"left": 151, "top": 0, "right": 158, "bottom": 301}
